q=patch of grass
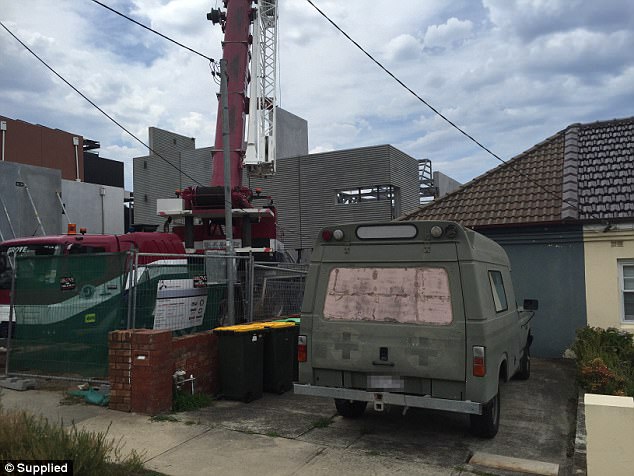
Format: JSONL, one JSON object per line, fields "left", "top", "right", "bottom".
{"left": 570, "top": 326, "right": 634, "bottom": 396}
{"left": 0, "top": 406, "right": 148, "bottom": 475}
{"left": 172, "top": 392, "right": 215, "bottom": 412}
{"left": 150, "top": 414, "right": 179, "bottom": 423}
{"left": 311, "top": 417, "right": 332, "bottom": 429}
{"left": 266, "top": 431, "right": 280, "bottom": 438}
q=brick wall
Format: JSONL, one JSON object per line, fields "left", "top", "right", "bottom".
{"left": 108, "top": 329, "right": 220, "bottom": 415}
{"left": 108, "top": 330, "right": 132, "bottom": 412}
{"left": 172, "top": 331, "right": 220, "bottom": 396}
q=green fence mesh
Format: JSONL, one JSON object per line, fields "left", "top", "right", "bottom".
{"left": 8, "top": 253, "right": 229, "bottom": 379}
{"left": 9, "top": 253, "right": 129, "bottom": 378}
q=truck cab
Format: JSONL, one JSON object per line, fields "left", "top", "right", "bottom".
{"left": 294, "top": 221, "right": 536, "bottom": 438}
{"left": 0, "top": 232, "right": 185, "bottom": 336}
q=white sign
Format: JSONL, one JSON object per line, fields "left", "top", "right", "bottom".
{"left": 153, "top": 279, "right": 207, "bottom": 331}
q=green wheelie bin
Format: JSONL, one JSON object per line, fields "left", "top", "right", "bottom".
{"left": 261, "top": 321, "right": 296, "bottom": 393}
{"left": 274, "top": 317, "right": 300, "bottom": 381}
{"left": 213, "top": 323, "right": 267, "bottom": 402}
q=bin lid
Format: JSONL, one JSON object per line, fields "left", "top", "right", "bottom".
{"left": 262, "top": 321, "right": 296, "bottom": 329}
{"left": 213, "top": 323, "right": 268, "bottom": 334}
{"left": 274, "top": 317, "right": 301, "bottom": 324}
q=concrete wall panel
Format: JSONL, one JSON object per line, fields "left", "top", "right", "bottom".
{"left": 0, "top": 161, "right": 62, "bottom": 240}
{"left": 61, "top": 180, "right": 124, "bottom": 235}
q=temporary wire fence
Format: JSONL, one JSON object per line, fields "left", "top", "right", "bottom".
{"left": 251, "top": 262, "right": 308, "bottom": 321}
{"left": 2, "top": 251, "right": 255, "bottom": 381}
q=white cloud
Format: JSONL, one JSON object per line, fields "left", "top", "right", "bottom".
{"left": 424, "top": 17, "right": 473, "bottom": 49}
{"left": 384, "top": 34, "right": 422, "bottom": 62}
{"left": 0, "top": 0, "right": 632, "bottom": 194}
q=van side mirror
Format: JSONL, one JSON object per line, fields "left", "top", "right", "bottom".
{"left": 523, "top": 299, "right": 538, "bottom": 311}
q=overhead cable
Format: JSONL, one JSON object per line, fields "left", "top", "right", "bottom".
{"left": 0, "top": 21, "right": 205, "bottom": 187}
{"left": 90, "top": 0, "right": 216, "bottom": 63}
{"left": 304, "top": 0, "right": 597, "bottom": 219}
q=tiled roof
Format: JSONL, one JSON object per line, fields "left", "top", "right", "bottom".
{"left": 400, "top": 117, "right": 634, "bottom": 227}
{"left": 577, "top": 118, "right": 634, "bottom": 220}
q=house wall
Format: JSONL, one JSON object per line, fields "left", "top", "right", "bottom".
{"left": 481, "top": 225, "right": 587, "bottom": 358}
{"left": 583, "top": 224, "right": 634, "bottom": 333}
{"left": 584, "top": 393, "right": 634, "bottom": 476}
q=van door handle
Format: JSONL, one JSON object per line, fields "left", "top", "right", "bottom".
{"left": 372, "top": 361, "right": 395, "bottom": 367}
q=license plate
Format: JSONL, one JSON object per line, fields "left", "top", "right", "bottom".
{"left": 367, "top": 375, "right": 404, "bottom": 390}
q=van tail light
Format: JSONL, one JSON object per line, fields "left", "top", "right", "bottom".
{"left": 473, "top": 346, "right": 486, "bottom": 377}
{"left": 297, "top": 335, "right": 307, "bottom": 362}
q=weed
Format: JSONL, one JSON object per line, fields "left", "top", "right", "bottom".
{"left": 172, "top": 392, "right": 215, "bottom": 412}
{"left": 150, "top": 414, "right": 179, "bottom": 423}
{"left": 0, "top": 406, "right": 149, "bottom": 475}
{"left": 311, "top": 417, "right": 332, "bottom": 429}
{"left": 266, "top": 431, "right": 280, "bottom": 438}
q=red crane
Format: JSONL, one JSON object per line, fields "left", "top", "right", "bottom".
{"left": 169, "top": 0, "right": 277, "bottom": 254}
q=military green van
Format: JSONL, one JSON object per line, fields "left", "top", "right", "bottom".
{"left": 294, "top": 221, "right": 536, "bottom": 438}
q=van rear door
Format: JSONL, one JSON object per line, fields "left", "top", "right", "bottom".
{"left": 309, "top": 242, "right": 466, "bottom": 390}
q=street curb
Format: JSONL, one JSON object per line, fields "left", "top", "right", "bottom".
{"left": 572, "top": 390, "right": 587, "bottom": 475}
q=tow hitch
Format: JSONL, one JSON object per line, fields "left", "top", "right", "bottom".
{"left": 373, "top": 393, "right": 384, "bottom": 412}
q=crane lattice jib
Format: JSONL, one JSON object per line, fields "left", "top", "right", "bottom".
{"left": 245, "top": 0, "right": 278, "bottom": 175}
{"left": 210, "top": 0, "right": 254, "bottom": 190}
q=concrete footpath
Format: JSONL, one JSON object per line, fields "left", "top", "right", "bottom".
{"left": 0, "top": 358, "right": 578, "bottom": 476}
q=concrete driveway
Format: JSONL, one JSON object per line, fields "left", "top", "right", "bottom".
{"left": 0, "top": 358, "right": 578, "bottom": 476}
{"left": 183, "top": 358, "right": 577, "bottom": 475}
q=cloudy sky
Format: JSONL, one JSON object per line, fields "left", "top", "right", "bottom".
{"left": 1, "top": 0, "right": 633, "bottom": 191}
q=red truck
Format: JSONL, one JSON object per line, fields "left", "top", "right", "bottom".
{"left": 0, "top": 231, "right": 184, "bottom": 337}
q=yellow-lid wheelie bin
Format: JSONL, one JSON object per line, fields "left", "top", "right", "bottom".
{"left": 213, "top": 323, "right": 268, "bottom": 402}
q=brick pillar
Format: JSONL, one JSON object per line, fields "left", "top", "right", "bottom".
{"left": 108, "top": 330, "right": 133, "bottom": 412}
{"left": 129, "top": 329, "right": 173, "bottom": 415}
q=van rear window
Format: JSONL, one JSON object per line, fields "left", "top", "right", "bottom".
{"left": 323, "top": 267, "right": 452, "bottom": 325}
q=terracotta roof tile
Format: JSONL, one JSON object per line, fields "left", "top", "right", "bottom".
{"left": 400, "top": 116, "right": 634, "bottom": 227}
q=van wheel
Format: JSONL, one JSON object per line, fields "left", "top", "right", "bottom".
{"left": 515, "top": 346, "right": 531, "bottom": 380}
{"left": 334, "top": 399, "right": 367, "bottom": 418}
{"left": 470, "top": 388, "right": 500, "bottom": 438}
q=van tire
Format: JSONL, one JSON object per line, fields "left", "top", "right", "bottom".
{"left": 470, "top": 388, "right": 500, "bottom": 438}
{"left": 515, "top": 346, "right": 531, "bottom": 380}
{"left": 334, "top": 399, "right": 367, "bottom": 418}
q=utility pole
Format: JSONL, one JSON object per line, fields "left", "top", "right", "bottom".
{"left": 220, "top": 59, "right": 235, "bottom": 325}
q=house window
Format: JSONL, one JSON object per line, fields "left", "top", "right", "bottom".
{"left": 488, "top": 270, "right": 508, "bottom": 312}
{"left": 620, "top": 262, "right": 634, "bottom": 322}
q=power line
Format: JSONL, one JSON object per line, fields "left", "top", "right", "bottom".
{"left": 304, "top": 0, "right": 597, "bottom": 219}
{"left": 90, "top": 0, "right": 215, "bottom": 63}
{"left": 0, "top": 21, "right": 205, "bottom": 187}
